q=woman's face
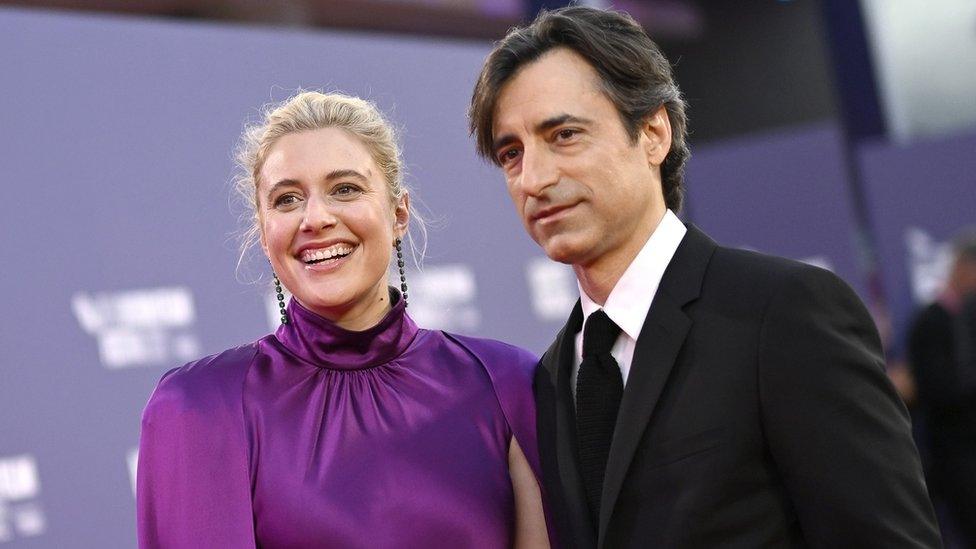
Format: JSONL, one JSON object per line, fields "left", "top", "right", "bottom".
{"left": 258, "top": 127, "right": 408, "bottom": 329}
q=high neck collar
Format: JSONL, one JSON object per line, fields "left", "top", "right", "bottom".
{"left": 275, "top": 289, "right": 418, "bottom": 370}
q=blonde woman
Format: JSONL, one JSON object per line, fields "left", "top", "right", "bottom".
{"left": 137, "top": 91, "right": 550, "bottom": 548}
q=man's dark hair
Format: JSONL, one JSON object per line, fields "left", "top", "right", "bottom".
{"left": 469, "top": 5, "right": 690, "bottom": 211}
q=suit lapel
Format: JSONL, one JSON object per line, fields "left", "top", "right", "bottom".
{"left": 597, "top": 226, "right": 717, "bottom": 546}
{"left": 539, "top": 301, "right": 595, "bottom": 545}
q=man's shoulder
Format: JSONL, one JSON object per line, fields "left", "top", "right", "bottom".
{"left": 706, "top": 243, "right": 850, "bottom": 294}
{"left": 710, "top": 244, "right": 821, "bottom": 278}
{"left": 672, "top": 225, "right": 835, "bottom": 289}
{"left": 671, "top": 240, "right": 868, "bottom": 327}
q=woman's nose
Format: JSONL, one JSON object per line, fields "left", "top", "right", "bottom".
{"left": 299, "top": 196, "right": 338, "bottom": 232}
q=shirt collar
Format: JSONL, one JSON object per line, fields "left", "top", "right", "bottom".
{"left": 579, "top": 209, "right": 687, "bottom": 340}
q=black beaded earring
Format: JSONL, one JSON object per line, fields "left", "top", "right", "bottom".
{"left": 272, "top": 269, "right": 288, "bottom": 325}
{"left": 395, "top": 238, "right": 408, "bottom": 307}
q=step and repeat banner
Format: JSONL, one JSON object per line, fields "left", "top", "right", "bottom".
{"left": 3, "top": 6, "right": 972, "bottom": 548}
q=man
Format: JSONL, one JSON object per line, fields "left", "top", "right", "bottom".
{"left": 909, "top": 230, "right": 976, "bottom": 545}
{"left": 469, "top": 6, "right": 940, "bottom": 547}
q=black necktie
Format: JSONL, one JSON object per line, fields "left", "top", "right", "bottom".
{"left": 575, "top": 309, "right": 623, "bottom": 527}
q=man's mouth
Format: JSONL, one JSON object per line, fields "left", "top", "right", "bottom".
{"left": 300, "top": 244, "right": 355, "bottom": 265}
{"left": 531, "top": 203, "right": 576, "bottom": 224}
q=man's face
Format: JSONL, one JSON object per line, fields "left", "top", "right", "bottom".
{"left": 491, "top": 48, "right": 669, "bottom": 270}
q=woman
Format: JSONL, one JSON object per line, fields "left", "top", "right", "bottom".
{"left": 137, "top": 91, "right": 550, "bottom": 548}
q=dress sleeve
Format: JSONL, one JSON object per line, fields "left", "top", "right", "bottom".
{"left": 443, "top": 334, "right": 542, "bottom": 479}
{"left": 493, "top": 345, "right": 543, "bottom": 480}
{"left": 137, "top": 347, "right": 258, "bottom": 549}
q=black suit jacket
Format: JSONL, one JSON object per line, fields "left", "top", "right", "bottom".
{"left": 535, "top": 226, "right": 941, "bottom": 548}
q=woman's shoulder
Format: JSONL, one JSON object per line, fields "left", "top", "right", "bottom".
{"left": 435, "top": 332, "right": 539, "bottom": 416}
{"left": 438, "top": 333, "right": 543, "bottom": 473}
{"left": 137, "top": 344, "right": 260, "bottom": 547}
{"left": 437, "top": 332, "right": 539, "bottom": 378}
{"left": 143, "top": 342, "right": 261, "bottom": 421}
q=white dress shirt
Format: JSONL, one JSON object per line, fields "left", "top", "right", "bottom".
{"left": 572, "top": 209, "right": 687, "bottom": 397}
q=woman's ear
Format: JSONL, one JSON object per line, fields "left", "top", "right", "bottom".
{"left": 393, "top": 192, "right": 410, "bottom": 240}
{"left": 642, "top": 106, "right": 673, "bottom": 168}
{"left": 257, "top": 214, "right": 271, "bottom": 259}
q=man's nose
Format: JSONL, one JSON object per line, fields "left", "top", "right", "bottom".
{"left": 299, "top": 196, "right": 338, "bottom": 232}
{"left": 519, "top": 147, "right": 559, "bottom": 196}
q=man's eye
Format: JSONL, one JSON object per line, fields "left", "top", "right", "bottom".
{"left": 498, "top": 148, "right": 521, "bottom": 165}
{"left": 556, "top": 128, "right": 579, "bottom": 141}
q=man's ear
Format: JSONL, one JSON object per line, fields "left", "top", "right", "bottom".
{"left": 394, "top": 192, "right": 410, "bottom": 240}
{"left": 641, "top": 106, "right": 672, "bottom": 168}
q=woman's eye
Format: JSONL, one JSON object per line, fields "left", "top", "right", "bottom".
{"left": 273, "top": 194, "right": 300, "bottom": 208}
{"left": 334, "top": 184, "right": 362, "bottom": 197}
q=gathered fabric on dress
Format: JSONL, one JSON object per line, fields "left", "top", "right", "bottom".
{"left": 137, "top": 293, "right": 542, "bottom": 549}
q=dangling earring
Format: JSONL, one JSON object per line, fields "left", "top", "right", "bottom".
{"left": 272, "top": 266, "right": 288, "bottom": 325}
{"left": 395, "top": 238, "right": 408, "bottom": 308}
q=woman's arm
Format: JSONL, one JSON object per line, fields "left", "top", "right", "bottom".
{"left": 509, "top": 437, "right": 550, "bottom": 549}
{"left": 138, "top": 349, "right": 259, "bottom": 548}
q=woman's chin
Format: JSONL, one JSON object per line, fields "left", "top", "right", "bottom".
{"left": 294, "top": 284, "right": 390, "bottom": 324}
{"left": 296, "top": 295, "right": 353, "bottom": 319}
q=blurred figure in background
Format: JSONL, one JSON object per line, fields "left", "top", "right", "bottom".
{"left": 909, "top": 228, "right": 976, "bottom": 546}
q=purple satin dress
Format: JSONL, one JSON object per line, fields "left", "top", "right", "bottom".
{"left": 137, "top": 295, "right": 542, "bottom": 548}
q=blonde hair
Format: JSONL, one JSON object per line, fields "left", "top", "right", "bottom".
{"left": 233, "top": 90, "right": 425, "bottom": 271}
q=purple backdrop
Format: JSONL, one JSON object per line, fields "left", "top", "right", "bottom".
{"left": 858, "top": 130, "right": 976, "bottom": 354}
{"left": 684, "top": 123, "right": 865, "bottom": 297}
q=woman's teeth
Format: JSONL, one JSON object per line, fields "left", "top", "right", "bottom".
{"left": 301, "top": 245, "right": 354, "bottom": 264}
